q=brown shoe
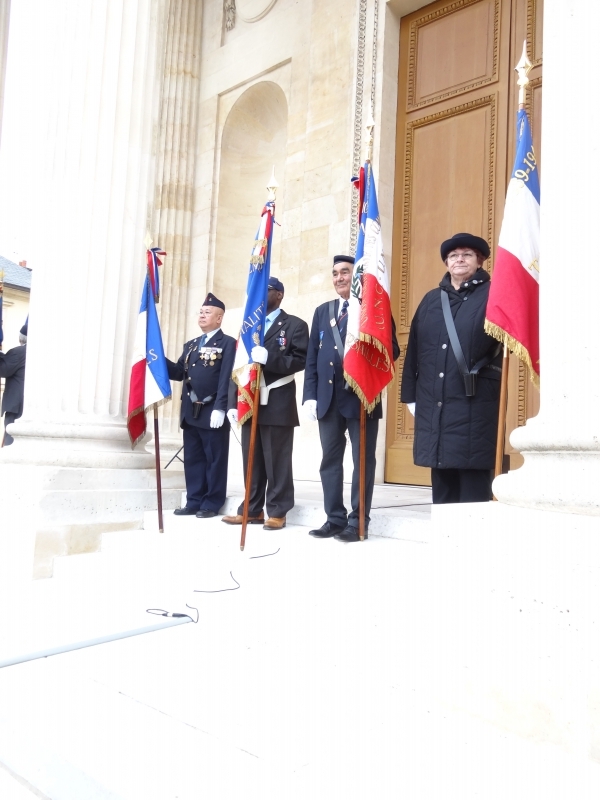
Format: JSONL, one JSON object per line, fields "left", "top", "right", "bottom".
{"left": 221, "top": 513, "right": 264, "bottom": 525}
{"left": 263, "top": 516, "right": 286, "bottom": 530}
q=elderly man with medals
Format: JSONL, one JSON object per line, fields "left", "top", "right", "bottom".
{"left": 166, "top": 293, "right": 236, "bottom": 518}
{"left": 401, "top": 233, "right": 503, "bottom": 504}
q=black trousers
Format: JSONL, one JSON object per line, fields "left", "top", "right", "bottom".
{"left": 237, "top": 423, "right": 295, "bottom": 519}
{"left": 431, "top": 467, "right": 493, "bottom": 504}
{"left": 2, "top": 412, "right": 18, "bottom": 446}
{"left": 317, "top": 399, "right": 379, "bottom": 529}
{"left": 182, "top": 424, "right": 230, "bottom": 512}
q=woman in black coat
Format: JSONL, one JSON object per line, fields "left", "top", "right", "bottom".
{"left": 401, "top": 233, "right": 502, "bottom": 503}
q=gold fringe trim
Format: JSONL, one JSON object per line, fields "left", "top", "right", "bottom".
{"left": 343, "top": 334, "right": 396, "bottom": 413}
{"left": 231, "top": 366, "right": 258, "bottom": 424}
{"left": 484, "top": 320, "right": 540, "bottom": 389}
{"left": 126, "top": 394, "right": 172, "bottom": 450}
{"left": 254, "top": 238, "right": 267, "bottom": 248}
{"left": 250, "top": 255, "right": 265, "bottom": 266}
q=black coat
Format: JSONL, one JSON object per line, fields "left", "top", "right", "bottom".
{"left": 401, "top": 269, "right": 501, "bottom": 470}
{"left": 228, "top": 309, "right": 309, "bottom": 427}
{"left": 0, "top": 344, "right": 26, "bottom": 417}
{"left": 303, "top": 298, "right": 400, "bottom": 420}
{"left": 167, "top": 329, "right": 236, "bottom": 430}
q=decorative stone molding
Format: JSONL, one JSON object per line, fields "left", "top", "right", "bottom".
{"left": 224, "top": 0, "right": 278, "bottom": 30}
{"left": 350, "top": 0, "right": 368, "bottom": 255}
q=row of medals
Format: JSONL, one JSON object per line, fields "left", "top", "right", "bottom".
{"left": 200, "top": 351, "right": 222, "bottom": 367}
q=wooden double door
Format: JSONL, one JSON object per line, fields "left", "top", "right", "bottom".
{"left": 385, "top": 0, "right": 543, "bottom": 485}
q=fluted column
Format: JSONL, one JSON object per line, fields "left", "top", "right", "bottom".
{"left": 0, "top": 0, "right": 199, "bottom": 579}
{"left": 151, "top": 0, "right": 203, "bottom": 447}
{"left": 493, "top": 0, "right": 600, "bottom": 516}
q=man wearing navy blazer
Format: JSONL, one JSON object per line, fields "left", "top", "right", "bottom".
{"left": 224, "top": 278, "right": 309, "bottom": 530}
{"left": 166, "top": 293, "right": 236, "bottom": 518}
{"left": 302, "top": 255, "right": 400, "bottom": 542}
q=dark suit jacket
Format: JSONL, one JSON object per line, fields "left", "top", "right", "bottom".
{"left": 0, "top": 344, "right": 26, "bottom": 417}
{"left": 228, "top": 309, "right": 309, "bottom": 427}
{"left": 303, "top": 299, "right": 400, "bottom": 420}
{"left": 167, "top": 329, "right": 236, "bottom": 430}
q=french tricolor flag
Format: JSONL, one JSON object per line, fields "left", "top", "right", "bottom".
{"left": 127, "top": 249, "right": 171, "bottom": 448}
{"left": 486, "top": 108, "right": 540, "bottom": 385}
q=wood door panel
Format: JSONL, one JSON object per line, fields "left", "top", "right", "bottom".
{"left": 387, "top": 0, "right": 540, "bottom": 486}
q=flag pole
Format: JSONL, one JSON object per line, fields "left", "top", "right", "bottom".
{"left": 153, "top": 408, "right": 164, "bottom": 532}
{"left": 356, "top": 109, "right": 376, "bottom": 541}
{"left": 493, "top": 41, "right": 532, "bottom": 488}
{"left": 240, "top": 169, "right": 278, "bottom": 551}
{"left": 240, "top": 363, "right": 261, "bottom": 551}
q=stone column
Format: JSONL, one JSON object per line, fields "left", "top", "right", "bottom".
{"left": 0, "top": 0, "right": 201, "bottom": 579}
{"left": 151, "top": 0, "right": 203, "bottom": 455}
{"left": 493, "top": 0, "right": 600, "bottom": 516}
{"left": 0, "top": 0, "right": 10, "bottom": 149}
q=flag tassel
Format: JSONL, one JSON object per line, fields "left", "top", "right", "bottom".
{"left": 484, "top": 321, "right": 539, "bottom": 388}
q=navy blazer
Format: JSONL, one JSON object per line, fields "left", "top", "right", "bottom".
{"left": 0, "top": 344, "right": 26, "bottom": 417}
{"left": 303, "top": 299, "right": 400, "bottom": 421}
{"left": 228, "top": 309, "right": 309, "bottom": 427}
{"left": 167, "top": 329, "right": 236, "bottom": 430}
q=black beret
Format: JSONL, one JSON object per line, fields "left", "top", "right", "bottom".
{"left": 20, "top": 319, "right": 28, "bottom": 336}
{"left": 333, "top": 255, "right": 355, "bottom": 266}
{"left": 202, "top": 293, "right": 225, "bottom": 311}
{"left": 268, "top": 277, "right": 284, "bottom": 294}
{"left": 440, "top": 233, "right": 490, "bottom": 262}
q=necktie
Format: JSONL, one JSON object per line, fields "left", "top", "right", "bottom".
{"left": 199, "top": 334, "right": 207, "bottom": 348}
{"left": 337, "top": 300, "right": 349, "bottom": 327}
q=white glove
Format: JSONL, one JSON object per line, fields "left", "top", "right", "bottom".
{"left": 227, "top": 408, "right": 238, "bottom": 426}
{"left": 303, "top": 399, "right": 317, "bottom": 422}
{"left": 407, "top": 402, "right": 416, "bottom": 416}
{"left": 210, "top": 409, "right": 225, "bottom": 428}
{"left": 251, "top": 345, "right": 268, "bottom": 365}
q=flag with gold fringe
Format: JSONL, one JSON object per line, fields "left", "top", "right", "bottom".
{"left": 344, "top": 162, "right": 395, "bottom": 412}
{"left": 485, "top": 108, "right": 540, "bottom": 386}
{"left": 231, "top": 199, "right": 274, "bottom": 424}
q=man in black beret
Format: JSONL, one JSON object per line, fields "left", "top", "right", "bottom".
{"left": 303, "top": 255, "right": 400, "bottom": 542}
{"left": 166, "top": 293, "right": 236, "bottom": 518}
{"left": 223, "top": 277, "right": 309, "bottom": 530}
{"left": 0, "top": 321, "right": 28, "bottom": 446}
{"left": 401, "top": 232, "right": 502, "bottom": 503}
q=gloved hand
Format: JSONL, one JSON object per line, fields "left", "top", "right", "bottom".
{"left": 407, "top": 402, "right": 416, "bottom": 416}
{"left": 251, "top": 345, "right": 268, "bottom": 365}
{"left": 210, "top": 409, "right": 225, "bottom": 428}
{"left": 226, "top": 408, "right": 238, "bottom": 426}
{"left": 303, "top": 399, "right": 317, "bottom": 422}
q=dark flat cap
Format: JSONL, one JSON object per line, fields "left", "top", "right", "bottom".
{"left": 333, "top": 255, "right": 355, "bottom": 266}
{"left": 268, "top": 277, "right": 284, "bottom": 294}
{"left": 440, "top": 233, "right": 490, "bottom": 262}
{"left": 20, "top": 319, "right": 28, "bottom": 336}
{"left": 202, "top": 292, "right": 225, "bottom": 311}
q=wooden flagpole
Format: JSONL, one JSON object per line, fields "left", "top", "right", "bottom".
{"left": 494, "top": 343, "right": 510, "bottom": 484}
{"left": 358, "top": 404, "right": 367, "bottom": 541}
{"left": 154, "top": 407, "right": 164, "bottom": 532}
{"left": 240, "top": 364, "right": 261, "bottom": 551}
{"left": 493, "top": 42, "right": 532, "bottom": 490}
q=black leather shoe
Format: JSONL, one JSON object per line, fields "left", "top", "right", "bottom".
{"left": 334, "top": 525, "right": 368, "bottom": 542}
{"left": 173, "top": 507, "right": 199, "bottom": 516}
{"left": 309, "top": 521, "right": 345, "bottom": 538}
{"left": 196, "top": 509, "right": 217, "bottom": 518}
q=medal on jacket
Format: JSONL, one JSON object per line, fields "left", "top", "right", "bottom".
{"left": 319, "top": 330, "right": 324, "bottom": 349}
{"left": 278, "top": 331, "right": 286, "bottom": 351}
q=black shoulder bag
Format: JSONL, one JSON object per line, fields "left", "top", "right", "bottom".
{"left": 440, "top": 290, "right": 500, "bottom": 397}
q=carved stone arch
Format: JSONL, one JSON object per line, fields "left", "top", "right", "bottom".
{"left": 213, "top": 81, "right": 288, "bottom": 310}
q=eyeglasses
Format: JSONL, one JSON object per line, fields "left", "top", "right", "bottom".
{"left": 447, "top": 251, "right": 477, "bottom": 262}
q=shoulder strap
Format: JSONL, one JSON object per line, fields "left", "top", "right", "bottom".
{"left": 328, "top": 299, "right": 345, "bottom": 359}
{"left": 440, "top": 290, "right": 469, "bottom": 377}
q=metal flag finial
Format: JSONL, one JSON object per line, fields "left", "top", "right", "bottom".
{"left": 144, "top": 231, "right": 153, "bottom": 249}
{"left": 267, "top": 166, "right": 279, "bottom": 201}
{"left": 515, "top": 40, "right": 533, "bottom": 106}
